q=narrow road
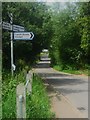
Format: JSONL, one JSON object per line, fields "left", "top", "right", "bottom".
{"left": 34, "top": 53, "right": 88, "bottom": 118}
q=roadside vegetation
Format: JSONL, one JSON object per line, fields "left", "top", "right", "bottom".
{"left": 27, "top": 75, "right": 54, "bottom": 118}
{"left": 2, "top": 71, "right": 54, "bottom": 118}
{"left": 2, "top": 3, "right": 89, "bottom": 75}
{"left": 53, "top": 65, "right": 89, "bottom": 76}
{"left": 2, "top": 2, "right": 53, "bottom": 118}
{"left": 2, "top": 71, "right": 24, "bottom": 118}
{"left": 2, "top": 1, "right": 89, "bottom": 119}
{"left": 49, "top": 2, "right": 90, "bottom": 76}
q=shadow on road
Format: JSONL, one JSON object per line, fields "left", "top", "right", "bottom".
{"left": 34, "top": 54, "right": 88, "bottom": 117}
{"left": 35, "top": 62, "right": 50, "bottom": 68}
{"left": 34, "top": 58, "right": 87, "bottom": 87}
{"left": 55, "top": 88, "right": 87, "bottom": 94}
{"left": 46, "top": 77, "right": 87, "bottom": 86}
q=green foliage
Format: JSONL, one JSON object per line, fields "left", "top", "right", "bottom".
{"left": 77, "top": 2, "right": 90, "bottom": 57}
{"left": 26, "top": 75, "right": 54, "bottom": 118}
{"left": 2, "top": 75, "right": 17, "bottom": 118}
{"left": 53, "top": 65, "right": 89, "bottom": 76}
{"left": 49, "top": 2, "right": 90, "bottom": 70}
{"left": 2, "top": 2, "right": 53, "bottom": 70}
{"left": 2, "top": 71, "right": 25, "bottom": 118}
{"left": 2, "top": 72, "right": 54, "bottom": 118}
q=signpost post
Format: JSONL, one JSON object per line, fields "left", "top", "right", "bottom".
{"left": 10, "top": 13, "right": 14, "bottom": 76}
{"left": 2, "top": 14, "right": 34, "bottom": 76}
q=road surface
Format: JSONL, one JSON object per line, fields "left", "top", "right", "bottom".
{"left": 34, "top": 53, "right": 88, "bottom": 118}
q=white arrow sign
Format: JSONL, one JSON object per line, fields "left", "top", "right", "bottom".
{"left": 14, "top": 32, "right": 34, "bottom": 40}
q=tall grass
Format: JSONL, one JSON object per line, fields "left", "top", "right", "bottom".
{"left": 53, "top": 65, "right": 89, "bottom": 76}
{"left": 2, "top": 71, "right": 25, "bottom": 118}
{"left": 2, "top": 71, "right": 54, "bottom": 119}
{"left": 26, "top": 75, "right": 54, "bottom": 118}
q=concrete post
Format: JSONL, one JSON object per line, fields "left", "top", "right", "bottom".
{"left": 26, "top": 71, "right": 33, "bottom": 94}
{"left": 16, "top": 83, "right": 26, "bottom": 118}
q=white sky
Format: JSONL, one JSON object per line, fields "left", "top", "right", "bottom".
{"left": 37, "top": 0, "right": 89, "bottom": 2}
{"left": 37, "top": 0, "right": 71, "bottom": 2}
{"left": 38, "top": 0, "right": 68, "bottom": 2}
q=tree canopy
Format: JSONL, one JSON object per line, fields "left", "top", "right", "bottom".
{"left": 48, "top": 2, "right": 90, "bottom": 70}
{"left": 2, "top": 2, "right": 90, "bottom": 71}
{"left": 2, "top": 2, "right": 53, "bottom": 70}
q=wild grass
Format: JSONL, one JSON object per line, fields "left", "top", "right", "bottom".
{"left": 26, "top": 75, "right": 54, "bottom": 118}
{"left": 2, "top": 71, "right": 54, "bottom": 119}
{"left": 53, "top": 65, "right": 89, "bottom": 76}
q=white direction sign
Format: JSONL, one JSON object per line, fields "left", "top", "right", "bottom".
{"left": 13, "top": 25, "right": 25, "bottom": 31}
{"left": 2, "top": 21, "right": 25, "bottom": 31}
{"left": 14, "top": 32, "right": 34, "bottom": 40}
{"left": 2, "top": 21, "right": 11, "bottom": 30}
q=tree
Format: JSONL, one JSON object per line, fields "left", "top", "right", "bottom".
{"left": 77, "top": 2, "right": 90, "bottom": 64}
{"left": 2, "top": 2, "right": 53, "bottom": 70}
{"left": 49, "top": 2, "right": 89, "bottom": 69}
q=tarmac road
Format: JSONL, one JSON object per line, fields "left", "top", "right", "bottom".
{"left": 46, "top": 70, "right": 88, "bottom": 117}
{"left": 34, "top": 54, "right": 88, "bottom": 118}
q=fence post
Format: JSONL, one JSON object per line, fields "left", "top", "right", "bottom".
{"left": 16, "top": 70, "right": 33, "bottom": 119}
{"left": 26, "top": 70, "right": 33, "bottom": 95}
{"left": 16, "top": 83, "right": 26, "bottom": 119}
{"left": 19, "top": 95, "right": 23, "bottom": 118}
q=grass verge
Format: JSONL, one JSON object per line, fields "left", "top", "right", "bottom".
{"left": 26, "top": 74, "right": 54, "bottom": 118}
{"left": 2, "top": 72, "right": 25, "bottom": 118}
{"left": 53, "top": 65, "right": 89, "bottom": 76}
{"left": 2, "top": 71, "right": 54, "bottom": 119}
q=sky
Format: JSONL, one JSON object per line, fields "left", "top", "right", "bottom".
{"left": 37, "top": 0, "right": 69, "bottom": 2}
{"left": 37, "top": 0, "right": 89, "bottom": 2}
{"left": 37, "top": 0, "right": 74, "bottom": 2}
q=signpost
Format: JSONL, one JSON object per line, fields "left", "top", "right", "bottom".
{"left": 13, "top": 24, "right": 25, "bottom": 32}
{"left": 14, "top": 32, "right": 34, "bottom": 40}
{"left": 3, "top": 12, "right": 34, "bottom": 119}
{"left": 2, "top": 21, "right": 25, "bottom": 31}
{"left": 2, "top": 22, "right": 11, "bottom": 30}
{"left": 2, "top": 14, "right": 34, "bottom": 76}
